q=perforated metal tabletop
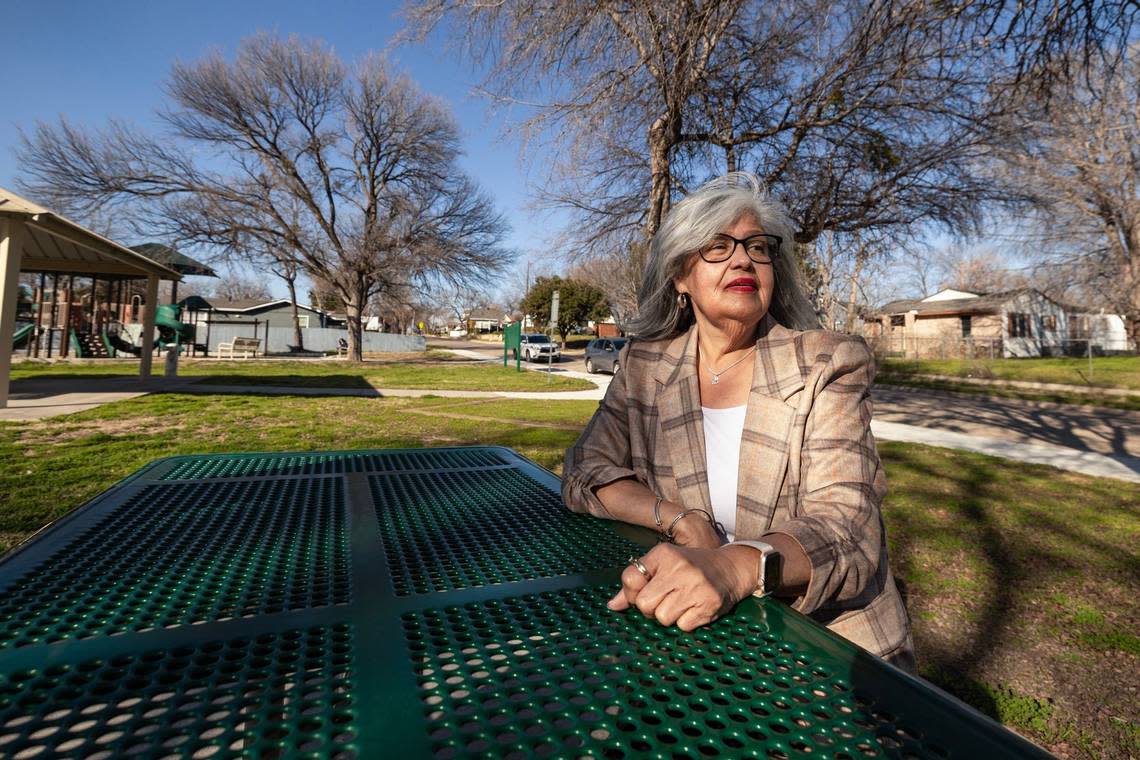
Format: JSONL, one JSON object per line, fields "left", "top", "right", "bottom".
{"left": 0, "top": 446, "right": 1051, "bottom": 759}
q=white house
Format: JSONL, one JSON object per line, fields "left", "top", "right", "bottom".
{"left": 1066, "top": 311, "right": 1135, "bottom": 354}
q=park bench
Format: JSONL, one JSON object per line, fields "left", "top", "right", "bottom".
{"left": 216, "top": 336, "right": 261, "bottom": 359}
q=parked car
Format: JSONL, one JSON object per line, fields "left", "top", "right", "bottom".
{"left": 584, "top": 337, "right": 626, "bottom": 374}
{"left": 519, "top": 333, "right": 561, "bottom": 361}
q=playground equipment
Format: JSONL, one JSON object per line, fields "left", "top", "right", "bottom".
{"left": 154, "top": 304, "right": 196, "bottom": 353}
{"left": 12, "top": 323, "right": 34, "bottom": 350}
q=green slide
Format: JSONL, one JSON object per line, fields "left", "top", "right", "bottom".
{"left": 13, "top": 323, "right": 34, "bottom": 349}
{"left": 154, "top": 304, "right": 196, "bottom": 351}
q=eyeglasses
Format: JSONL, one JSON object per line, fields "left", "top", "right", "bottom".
{"left": 697, "top": 233, "right": 782, "bottom": 264}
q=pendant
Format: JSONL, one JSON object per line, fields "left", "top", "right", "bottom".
{"left": 711, "top": 374, "right": 720, "bottom": 385}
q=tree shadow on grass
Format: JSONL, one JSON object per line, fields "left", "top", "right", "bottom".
{"left": 874, "top": 385, "right": 1140, "bottom": 459}
{"left": 184, "top": 374, "right": 375, "bottom": 389}
{"left": 9, "top": 373, "right": 378, "bottom": 398}
{"left": 881, "top": 443, "right": 1140, "bottom": 748}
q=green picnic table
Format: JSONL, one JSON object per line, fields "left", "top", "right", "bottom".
{"left": 0, "top": 447, "right": 1052, "bottom": 758}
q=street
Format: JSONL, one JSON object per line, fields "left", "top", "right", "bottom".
{"left": 429, "top": 337, "right": 598, "bottom": 375}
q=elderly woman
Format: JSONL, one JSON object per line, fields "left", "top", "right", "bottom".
{"left": 562, "top": 173, "right": 913, "bottom": 670}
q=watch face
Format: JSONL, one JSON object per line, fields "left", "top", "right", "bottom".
{"left": 762, "top": 552, "right": 782, "bottom": 595}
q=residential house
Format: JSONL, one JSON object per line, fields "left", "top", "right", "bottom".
{"left": 179, "top": 297, "right": 346, "bottom": 330}
{"left": 465, "top": 308, "right": 506, "bottom": 334}
{"left": 588, "top": 316, "right": 622, "bottom": 338}
{"left": 865, "top": 288, "right": 1070, "bottom": 358}
{"left": 1066, "top": 311, "right": 1135, "bottom": 354}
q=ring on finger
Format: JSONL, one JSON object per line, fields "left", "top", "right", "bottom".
{"left": 628, "top": 556, "right": 652, "bottom": 580}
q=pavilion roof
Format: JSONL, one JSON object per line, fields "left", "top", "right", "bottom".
{"left": 0, "top": 187, "right": 180, "bottom": 280}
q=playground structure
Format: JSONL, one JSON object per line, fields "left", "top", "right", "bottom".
{"left": 2, "top": 187, "right": 190, "bottom": 408}
{"left": 14, "top": 274, "right": 201, "bottom": 360}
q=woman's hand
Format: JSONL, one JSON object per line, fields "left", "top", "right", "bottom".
{"left": 660, "top": 501, "right": 723, "bottom": 549}
{"left": 607, "top": 544, "right": 757, "bottom": 631}
{"left": 670, "top": 512, "right": 723, "bottom": 549}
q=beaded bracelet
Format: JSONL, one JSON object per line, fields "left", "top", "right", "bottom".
{"left": 664, "top": 508, "right": 716, "bottom": 543}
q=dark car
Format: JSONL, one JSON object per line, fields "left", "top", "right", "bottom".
{"left": 584, "top": 337, "right": 626, "bottom": 374}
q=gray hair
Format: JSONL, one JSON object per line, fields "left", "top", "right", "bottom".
{"left": 626, "top": 172, "right": 819, "bottom": 340}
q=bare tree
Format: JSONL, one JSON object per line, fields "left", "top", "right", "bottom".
{"left": 406, "top": 1, "right": 747, "bottom": 241}
{"left": 565, "top": 240, "right": 647, "bottom": 329}
{"left": 199, "top": 272, "right": 273, "bottom": 302}
{"left": 403, "top": 0, "right": 1135, "bottom": 337}
{"left": 808, "top": 231, "right": 893, "bottom": 332}
{"left": 17, "top": 34, "right": 511, "bottom": 360}
{"left": 992, "top": 49, "right": 1140, "bottom": 343}
{"left": 983, "top": 0, "right": 1138, "bottom": 87}
{"left": 405, "top": 0, "right": 1130, "bottom": 253}
{"left": 939, "top": 246, "right": 1029, "bottom": 294}
{"left": 402, "top": 1, "right": 1011, "bottom": 333}
{"left": 896, "top": 240, "right": 953, "bottom": 300}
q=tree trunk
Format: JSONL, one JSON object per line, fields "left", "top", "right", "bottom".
{"left": 817, "top": 235, "right": 834, "bottom": 329}
{"left": 647, "top": 113, "right": 680, "bottom": 238}
{"left": 345, "top": 300, "right": 364, "bottom": 361}
{"left": 1127, "top": 232, "right": 1140, "bottom": 350}
{"left": 845, "top": 250, "right": 867, "bottom": 335}
{"left": 285, "top": 274, "right": 304, "bottom": 351}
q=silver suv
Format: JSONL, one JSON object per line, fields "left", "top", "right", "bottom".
{"left": 519, "top": 333, "right": 561, "bottom": 361}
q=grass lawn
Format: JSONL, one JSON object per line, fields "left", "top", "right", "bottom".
{"left": 8, "top": 357, "right": 594, "bottom": 392}
{"left": 1, "top": 394, "right": 1136, "bottom": 758}
{"left": 876, "top": 376, "right": 1140, "bottom": 412}
{"left": 879, "top": 356, "right": 1140, "bottom": 411}
{"left": 882, "top": 356, "right": 1140, "bottom": 390}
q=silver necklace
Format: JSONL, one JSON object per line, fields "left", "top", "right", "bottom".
{"left": 703, "top": 345, "right": 756, "bottom": 384}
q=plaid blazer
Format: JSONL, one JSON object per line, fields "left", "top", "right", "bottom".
{"left": 563, "top": 316, "right": 913, "bottom": 665}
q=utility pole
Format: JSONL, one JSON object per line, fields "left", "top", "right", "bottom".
{"left": 524, "top": 259, "right": 532, "bottom": 330}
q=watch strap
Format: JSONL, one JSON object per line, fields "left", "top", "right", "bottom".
{"left": 728, "top": 540, "right": 776, "bottom": 598}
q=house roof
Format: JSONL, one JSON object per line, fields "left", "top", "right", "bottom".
{"left": 0, "top": 187, "right": 181, "bottom": 280}
{"left": 467, "top": 308, "right": 503, "bottom": 321}
{"left": 209, "top": 298, "right": 283, "bottom": 311}
{"left": 129, "top": 243, "right": 218, "bottom": 277}
{"left": 178, "top": 295, "right": 213, "bottom": 312}
{"left": 184, "top": 297, "right": 332, "bottom": 315}
{"left": 871, "top": 288, "right": 1059, "bottom": 317}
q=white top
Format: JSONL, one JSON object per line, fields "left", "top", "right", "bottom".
{"left": 702, "top": 405, "right": 747, "bottom": 541}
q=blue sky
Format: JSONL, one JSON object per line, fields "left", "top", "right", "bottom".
{"left": 0, "top": 0, "right": 559, "bottom": 299}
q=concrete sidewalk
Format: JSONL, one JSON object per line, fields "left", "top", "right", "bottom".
{"left": 872, "top": 420, "right": 1140, "bottom": 483}
{"left": 0, "top": 376, "right": 202, "bottom": 421}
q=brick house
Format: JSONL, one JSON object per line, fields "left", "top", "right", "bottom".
{"left": 864, "top": 288, "right": 1070, "bottom": 358}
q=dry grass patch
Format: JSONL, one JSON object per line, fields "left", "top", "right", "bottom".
{"left": 19, "top": 416, "right": 186, "bottom": 446}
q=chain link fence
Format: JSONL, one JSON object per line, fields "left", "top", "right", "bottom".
{"left": 867, "top": 335, "right": 1135, "bottom": 359}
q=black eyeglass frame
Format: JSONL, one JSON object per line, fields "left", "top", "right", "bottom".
{"left": 697, "top": 233, "right": 783, "bottom": 264}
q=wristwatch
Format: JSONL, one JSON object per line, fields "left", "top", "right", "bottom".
{"left": 729, "top": 540, "right": 781, "bottom": 597}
